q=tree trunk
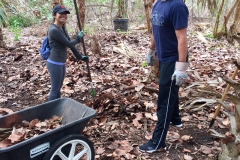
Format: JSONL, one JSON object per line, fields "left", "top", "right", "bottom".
{"left": 78, "top": 0, "right": 85, "bottom": 29}
{"left": 0, "top": 28, "right": 6, "bottom": 48}
{"left": 143, "top": 0, "right": 155, "bottom": 33}
{"left": 213, "top": 0, "right": 240, "bottom": 39}
{"left": 115, "top": 0, "right": 128, "bottom": 18}
{"left": 226, "top": 0, "right": 240, "bottom": 44}
{"left": 213, "top": 0, "right": 224, "bottom": 37}
{"left": 52, "top": 0, "right": 63, "bottom": 8}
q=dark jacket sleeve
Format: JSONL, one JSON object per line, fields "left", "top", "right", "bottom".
{"left": 70, "top": 47, "right": 83, "bottom": 60}
{"left": 64, "top": 31, "right": 83, "bottom": 60}
{"left": 49, "top": 28, "right": 81, "bottom": 48}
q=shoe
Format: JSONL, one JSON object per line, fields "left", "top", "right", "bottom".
{"left": 138, "top": 140, "right": 166, "bottom": 153}
{"left": 170, "top": 122, "right": 183, "bottom": 128}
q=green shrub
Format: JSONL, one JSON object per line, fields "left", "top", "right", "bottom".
{"left": 9, "top": 14, "right": 32, "bottom": 28}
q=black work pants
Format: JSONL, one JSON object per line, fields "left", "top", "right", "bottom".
{"left": 152, "top": 61, "right": 181, "bottom": 149}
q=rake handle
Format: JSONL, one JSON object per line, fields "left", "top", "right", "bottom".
{"left": 73, "top": 0, "right": 92, "bottom": 82}
{"left": 210, "top": 67, "right": 239, "bottom": 127}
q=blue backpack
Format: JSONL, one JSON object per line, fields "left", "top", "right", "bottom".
{"left": 40, "top": 36, "right": 50, "bottom": 60}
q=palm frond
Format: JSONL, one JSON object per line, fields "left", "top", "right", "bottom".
{"left": 0, "top": 8, "right": 8, "bottom": 27}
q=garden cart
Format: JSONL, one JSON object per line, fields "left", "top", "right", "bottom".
{"left": 0, "top": 98, "right": 96, "bottom": 160}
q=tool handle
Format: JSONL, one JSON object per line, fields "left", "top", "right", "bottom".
{"left": 73, "top": 0, "right": 92, "bottom": 82}
{"left": 212, "top": 68, "right": 239, "bottom": 119}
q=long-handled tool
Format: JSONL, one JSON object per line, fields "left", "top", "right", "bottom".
{"left": 73, "top": 0, "right": 96, "bottom": 97}
{"left": 209, "top": 67, "right": 239, "bottom": 128}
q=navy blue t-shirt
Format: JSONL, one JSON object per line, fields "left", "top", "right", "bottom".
{"left": 152, "top": 0, "right": 189, "bottom": 62}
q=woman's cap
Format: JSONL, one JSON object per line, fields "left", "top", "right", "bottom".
{"left": 53, "top": 5, "right": 70, "bottom": 15}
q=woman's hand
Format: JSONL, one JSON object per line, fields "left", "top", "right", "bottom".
{"left": 81, "top": 56, "right": 89, "bottom": 62}
{"left": 78, "top": 31, "right": 85, "bottom": 38}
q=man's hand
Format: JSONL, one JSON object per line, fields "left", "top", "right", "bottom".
{"left": 78, "top": 31, "right": 85, "bottom": 38}
{"left": 146, "top": 49, "right": 155, "bottom": 66}
{"left": 171, "top": 62, "right": 189, "bottom": 86}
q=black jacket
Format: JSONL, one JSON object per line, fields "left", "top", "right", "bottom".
{"left": 48, "top": 24, "right": 82, "bottom": 63}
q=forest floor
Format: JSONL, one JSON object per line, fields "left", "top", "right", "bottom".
{"left": 0, "top": 20, "right": 240, "bottom": 160}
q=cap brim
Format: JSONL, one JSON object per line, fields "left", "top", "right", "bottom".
{"left": 58, "top": 9, "right": 70, "bottom": 14}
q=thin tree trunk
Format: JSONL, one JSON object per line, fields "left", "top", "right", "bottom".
{"left": 213, "top": 0, "right": 225, "bottom": 37}
{"left": 143, "top": 0, "right": 152, "bottom": 33}
{"left": 230, "top": 0, "right": 240, "bottom": 44}
{"left": 115, "top": 0, "right": 128, "bottom": 18}
{"left": 0, "top": 28, "right": 6, "bottom": 48}
{"left": 78, "top": 0, "right": 85, "bottom": 29}
{"left": 219, "top": 0, "right": 240, "bottom": 37}
{"left": 52, "top": 0, "right": 63, "bottom": 8}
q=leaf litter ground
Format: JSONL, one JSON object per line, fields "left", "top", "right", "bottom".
{"left": 1, "top": 22, "right": 240, "bottom": 159}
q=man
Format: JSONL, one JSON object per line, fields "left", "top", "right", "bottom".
{"left": 138, "top": 0, "right": 189, "bottom": 152}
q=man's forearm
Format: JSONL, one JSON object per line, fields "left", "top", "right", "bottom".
{"left": 178, "top": 37, "right": 188, "bottom": 62}
{"left": 150, "top": 33, "right": 156, "bottom": 50}
{"left": 175, "top": 28, "right": 188, "bottom": 62}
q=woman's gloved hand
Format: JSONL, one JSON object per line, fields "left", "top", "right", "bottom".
{"left": 78, "top": 31, "right": 85, "bottom": 38}
{"left": 81, "top": 56, "right": 89, "bottom": 62}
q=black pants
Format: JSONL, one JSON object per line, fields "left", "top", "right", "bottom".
{"left": 152, "top": 61, "right": 181, "bottom": 149}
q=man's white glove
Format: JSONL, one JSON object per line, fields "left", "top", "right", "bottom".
{"left": 146, "top": 49, "right": 156, "bottom": 66}
{"left": 171, "top": 62, "right": 189, "bottom": 86}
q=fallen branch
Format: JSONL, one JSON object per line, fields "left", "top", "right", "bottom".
{"left": 185, "top": 98, "right": 217, "bottom": 110}
{"left": 233, "top": 60, "right": 240, "bottom": 70}
{"left": 123, "top": 85, "right": 159, "bottom": 93}
{"left": 209, "top": 129, "right": 226, "bottom": 138}
{"left": 0, "top": 128, "right": 12, "bottom": 141}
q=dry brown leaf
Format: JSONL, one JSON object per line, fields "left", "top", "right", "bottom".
{"left": 113, "top": 148, "right": 127, "bottom": 157}
{"left": 63, "top": 87, "right": 74, "bottom": 94}
{"left": 96, "top": 147, "right": 105, "bottom": 154}
{"left": 35, "top": 122, "right": 47, "bottom": 128}
{"left": 0, "top": 108, "right": 13, "bottom": 115}
{"left": 134, "top": 113, "right": 142, "bottom": 121}
{"left": 182, "top": 116, "right": 190, "bottom": 122}
{"left": 144, "top": 101, "right": 155, "bottom": 109}
{"left": 183, "top": 148, "right": 191, "bottom": 153}
{"left": 132, "top": 119, "right": 142, "bottom": 128}
{"left": 125, "top": 153, "right": 133, "bottom": 159}
{"left": 8, "top": 127, "right": 25, "bottom": 143}
{"left": 201, "top": 145, "right": 212, "bottom": 154}
{"left": 135, "top": 83, "right": 145, "bottom": 92}
{"left": 181, "top": 135, "right": 191, "bottom": 141}
{"left": 52, "top": 115, "right": 61, "bottom": 121}
{"left": 99, "top": 116, "right": 108, "bottom": 126}
{"left": 222, "top": 118, "right": 230, "bottom": 126}
{"left": 167, "top": 131, "right": 180, "bottom": 142}
{"left": 0, "top": 97, "right": 8, "bottom": 104}
{"left": 108, "top": 142, "right": 119, "bottom": 150}
{"left": 145, "top": 134, "right": 152, "bottom": 140}
{"left": 145, "top": 113, "right": 158, "bottom": 121}
{"left": 29, "top": 119, "right": 39, "bottom": 129}
{"left": 184, "top": 154, "right": 193, "bottom": 160}
{"left": 111, "top": 123, "right": 118, "bottom": 130}
{"left": 0, "top": 139, "right": 12, "bottom": 148}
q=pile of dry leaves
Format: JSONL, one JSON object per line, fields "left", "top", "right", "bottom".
{"left": 0, "top": 115, "right": 62, "bottom": 148}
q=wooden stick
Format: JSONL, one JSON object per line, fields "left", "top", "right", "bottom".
{"left": 209, "top": 67, "right": 239, "bottom": 128}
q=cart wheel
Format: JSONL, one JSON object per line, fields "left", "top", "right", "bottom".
{"left": 43, "top": 135, "right": 95, "bottom": 160}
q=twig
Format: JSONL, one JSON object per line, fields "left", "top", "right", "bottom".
{"left": 122, "top": 85, "right": 159, "bottom": 93}
{"left": 0, "top": 82, "right": 5, "bottom": 93}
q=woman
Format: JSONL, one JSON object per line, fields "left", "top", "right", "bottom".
{"left": 47, "top": 5, "right": 88, "bottom": 101}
